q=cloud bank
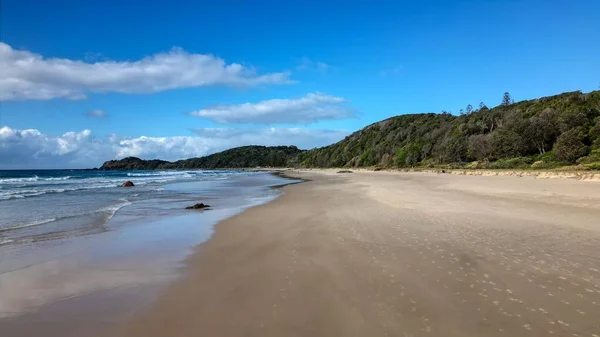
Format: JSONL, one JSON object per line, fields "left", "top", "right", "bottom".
{"left": 190, "top": 92, "right": 353, "bottom": 124}
{"left": 0, "top": 42, "right": 291, "bottom": 101}
{"left": 0, "top": 126, "right": 348, "bottom": 169}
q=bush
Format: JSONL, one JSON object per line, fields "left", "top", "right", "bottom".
{"left": 490, "top": 157, "right": 534, "bottom": 169}
{"left": 576, "top": 149, "right": 600, "bottom": 164}
{"left": 465, "top": 161, "right": 491, "bottom": 169}
{"left": 583, "top": 162, "right": 600, "bottom": 170}
{"left": 531, "top": 160, "right": 563, "bottom": 169}
{"left": 536, "top": 150, "right": 557, "bottom": 162}
{"left": 465, "top": 161, "right": 479, "bottom": 169}
{"left": 554, "top": 127, "right": 590, "bottom": 163}
{"left": 531, "top": 161, "right": 545, "bottom": 169}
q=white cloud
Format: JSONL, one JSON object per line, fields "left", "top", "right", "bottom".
{"left": 0, "top": 126, "right": 348, "bottom": 169}
{"left": 190, "top": 92, "right": 353, "bottom": 124}
{"left": 190, "top": 127, "right": 347, "bottom": 149}
{"left": 0, "top": 42, "right": 292, "bottom": 101}
{"left": 85, "top": 109, "right": 107, "bottom": 118}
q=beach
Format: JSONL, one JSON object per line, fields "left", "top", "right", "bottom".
{"left": 3, "top": 170, "right": 600, "bottom": 337}
{"left": 0, "top": 171, "right": 294, "bottom": 337}
{"left": 120, "top": 170, "right": 600, "bottom": 337}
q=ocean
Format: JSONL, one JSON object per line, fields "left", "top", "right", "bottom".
{"left": 0, "top": 169, "right": 296, "bottom": 322}
{"left": 0, "top": 169, "right": 278, "bottom": 246}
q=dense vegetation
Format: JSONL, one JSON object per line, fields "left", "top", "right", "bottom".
{"left": 100, "top": 145, "right": 303, "bottom": 170}
{"left": 295, "top": 90, "right": 600, "bottom": 170}
{"left": 100, "top": 91, "right": 600, "bottom": 171}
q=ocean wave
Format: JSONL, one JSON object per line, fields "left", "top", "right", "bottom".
{"left": 105, "top": 199, "right": 132, "bottom": 221}
{"left": 0, "top": 184, "right": 117, "bottom": 200}
{"left": 0, "top": 199, "right": 132, "bottom": 233}
{"left": 0, "top": 176, "right": 72, "bottom": 183}
{"left": 0, "top": 171, "right": 236, "bottom": 200}
{"left": 127, "top": 171, "right": 196, "bottom": 177}
{"left": 43, "top": 176, "right": 71, "bottom": 181}
{"left": 0, "top": 237, "right": 13, "bottom": 245}
{"left": 0, "top": 218, "right": 58, "bottom": 232}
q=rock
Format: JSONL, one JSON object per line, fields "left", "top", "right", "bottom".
{"left": 121, "top": 181, "right": 135, "bottom": 187}
{"left": 337, "top": 170, "right": 353, "bottom": 174}
{"left": 185, "top": 203, "right": 211, "bottom": 210}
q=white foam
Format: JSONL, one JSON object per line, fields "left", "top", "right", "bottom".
{"left": 0, "top": 218, "right": 57, "bottom": 232}
{"left": 127, "top": 171, "right": 196, "bottom": 177}
{"left": 0, "top": 176, "right": 71, "bottom": 184}
{"left": 104, "top": 199, "right": 132, "bottom": 221}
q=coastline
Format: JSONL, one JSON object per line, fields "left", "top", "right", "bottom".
{"left": 0, "top": 171, "right": 297, "bottom": 337}
{"left": 121, "top": 169, "right": 600, "bottom": 337}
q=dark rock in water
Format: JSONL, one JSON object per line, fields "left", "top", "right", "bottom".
{"left": 185, "top": 203, "right": 211, "bottom": 210}
{"left": 121, "top": 181, "right": 135, "bottom": 187}
{"left": 337, "top": 170, "right": 353, "bottom": 174}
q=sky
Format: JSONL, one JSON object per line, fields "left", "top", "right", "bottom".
{"left": 1, "top": 0, "right": 599, "bottom": 169}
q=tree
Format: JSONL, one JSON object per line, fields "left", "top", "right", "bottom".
{"left": 479, "top": 102, "right": 488, "bottom": 110}
{"left": 468, "top": 134, "right": 492, "bottom": 161}
{"left": 502, "top": 92, "right": 512, "bottom": 106}
{"left": 466, "top": 104, "right": 473, "bottom": 114}
{"left": 459, "top": 109, "right": 465, "bottom": 115}
{"left": 490, "top": 128, "right": 525, "bottom": 158}
{"left": 527, "top": 109, "right": 557, "bottom": 154}
{"left": 554, "top": 127, "right": 590, "bottom": 163}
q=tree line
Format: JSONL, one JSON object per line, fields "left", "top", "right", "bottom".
{"left": 295, "top": 90, "right": 600, "bottom": 170}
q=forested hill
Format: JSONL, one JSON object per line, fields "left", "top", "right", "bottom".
{"left": 100, "top": 91, "right": 600, "bottom": 171}
{"left": 295, "top": 90, "right": 600, "bottom": 170}
{"left": 99, "top": 146, "right": 304, "bottom": 170}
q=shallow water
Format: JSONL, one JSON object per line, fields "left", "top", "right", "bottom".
{"left": 0, "top": 171, "right": 296, "bottom": 326}
{"left": 0, "top": 169, "right": 248, "bottom": 245}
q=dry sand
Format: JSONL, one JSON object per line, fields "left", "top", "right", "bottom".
{"left": 119, "top": 170, "right": 600, "bottom": 337}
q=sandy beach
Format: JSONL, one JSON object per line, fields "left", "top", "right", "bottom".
{"left": 117, "top": 170, "right": 600, "bottom": 337}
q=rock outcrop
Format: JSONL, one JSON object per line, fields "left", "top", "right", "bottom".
{"left": 121, "top": 181, "right": 135, "bottom": 187}
{"left": 185, "top": 203, "right": 211, "bottom": 210}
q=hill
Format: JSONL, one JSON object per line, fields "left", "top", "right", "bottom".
{"left": 100, "top": 90, "right": 600, "bottom": 171}
{"left": 99, "top": 145, "right": 303, "bottom": 170}
{"left": 295, "top": 90, "right": 600, "bottom": 170}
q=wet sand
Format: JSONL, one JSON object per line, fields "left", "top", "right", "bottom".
{"left": 121, "top": 170, "right": 600, "bottom": 337}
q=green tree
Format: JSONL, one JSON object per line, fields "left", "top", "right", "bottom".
{"left": 468, "top": 134, "right": 492, "bottom": 161}
{"left": 554, "top": 127, "right": 590, "bottom": 163}
{"left": 527, "top": 109, "right": 557, "bottom": 154}
{"left": 502, "top": 92, "right": 512, "bottom": 106}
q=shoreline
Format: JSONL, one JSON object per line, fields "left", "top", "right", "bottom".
{"left": 0, "top": 172, "right": 296, "bottom": 337}
{"left": 120, "top": 170, "right": 600, "bottom": 337}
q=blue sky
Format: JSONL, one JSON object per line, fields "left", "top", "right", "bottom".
{"left": 1, "top": 0, "right": 599, "bottom": 168}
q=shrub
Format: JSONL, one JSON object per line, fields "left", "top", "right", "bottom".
{"left": 531, "top": 161, "right": 545, "bottom": 169}
{"left": 490, "top": 157, "right": 534, "bottom": 169}
{"left": 584, "top": 163, "right": 600, "bottom": 170}
{"left": 576, "top": 149, "right": 600, "bottom": 164}
{"left": 554, "top": 127, "right": 590, "bottom": 163}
